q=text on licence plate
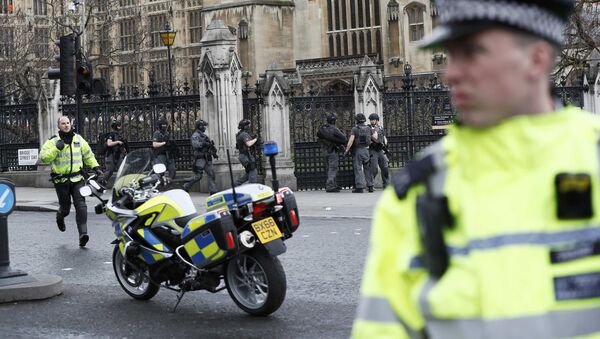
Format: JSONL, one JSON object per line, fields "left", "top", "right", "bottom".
{"left": 251, "top": 217, "right": 282, "bottom": 244}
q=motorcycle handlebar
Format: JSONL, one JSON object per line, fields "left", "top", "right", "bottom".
{"left": 138, "top": 174, "right": 160, "bottom": 188}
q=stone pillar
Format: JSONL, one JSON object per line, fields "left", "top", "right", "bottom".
{"left": 199, "top": 20, "right": 244, "bottom": 154}
{"left": 583, "top": 72, "right": 600, "bottom": 115}
{"left": 354, "top": 56, "right": 384, "bottom": 120}
{"left": 256, "top": 61, "right": 297, "bottom": 190}
{"left": 194, "top": 20, "right": 245, "bottom": 192}
{"left": 38, "top": 79, "right": 61, "bottom": 146}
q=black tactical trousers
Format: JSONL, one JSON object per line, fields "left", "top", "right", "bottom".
{"left": 55, "top": 180, "right": 87, "bottom": 235}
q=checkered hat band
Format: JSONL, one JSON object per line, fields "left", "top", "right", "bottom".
{"left": 437, "top": 0, "right": 565, "bottom": 45}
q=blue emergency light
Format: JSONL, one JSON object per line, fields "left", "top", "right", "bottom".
{"left": 263, "top": 141, "right": 279, "bottom": 156}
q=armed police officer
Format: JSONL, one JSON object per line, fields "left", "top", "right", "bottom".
{"left": 182, "top": 119, "right": 218, "bottom": 194}
{"left": 152, "top": 117, "right": 177, "bottom": 179}
{"left": 101, "top": 119, "right": 128, "bottom": 185}
{"left": 317, "top": 113, "right": 347, "bottom": 193}
{"left": 352, "top": 1, "right": 600, "bottom": 338}
{"left": 344, "top": 113, "right": 377, "bottom": 193}
{"left": 368, "top": 113, "right": 389, "bottom": 188}
{"left": 39, "top": 116, "right": 102, "bottom": 247}
{"left": 234, "top": 119, "right": 258, "bottom": 186}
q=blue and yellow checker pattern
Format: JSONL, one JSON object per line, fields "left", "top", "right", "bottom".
{"left": 183, "top": 229, "right": 225, "bottom": 268}
{"left": 206, "top": 193, "right": 252, "bottom": 212}
{"left": 136, "top": 228, "right": 171, "bottom": 264}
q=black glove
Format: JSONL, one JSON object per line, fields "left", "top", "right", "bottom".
{"left": 55, "top": 139, "right": 65, "bottom": 150}
{"left": 93, "top": 167, "right": 103, "bottom": 177}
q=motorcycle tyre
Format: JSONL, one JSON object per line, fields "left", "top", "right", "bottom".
{"left": 112, "top": 245, "right": 160, "bottom": 300}
{"left": 225, "top": 248, "right": 287, "bottom": 316}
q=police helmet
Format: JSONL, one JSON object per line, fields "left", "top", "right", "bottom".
{"left": 326, "top": 113, "right": 337, "bottom": 124}
{"left": 195, "top": 119, "right": 208, "bottom": 130}
{"left": 238, "top": 119, "right": 251, "bottom": 130}
{"left": 110, "top": 119, "right": 122, "bottom": 129}
{"left": 355, "top": 113, "right": 366, "bottom": 123}
{"left": 368, "top": 113, "right": 380, "bottom": 121}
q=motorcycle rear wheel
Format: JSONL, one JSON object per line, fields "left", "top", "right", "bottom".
{"left": 112, "top": 244, "right": 160, "bottom": 300}
{"left": 225, "top": 248, "right": 287, "bottom": 316}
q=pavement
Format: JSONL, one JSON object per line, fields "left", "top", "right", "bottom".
{"left": 14, "top": 185, "right": 383, "bottom": 219}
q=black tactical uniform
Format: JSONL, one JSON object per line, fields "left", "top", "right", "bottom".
{"left": 102, "top": 120, "right": 128, "bottom": 184}
{"left": 317, "top": 113, "right": 347, "bottom": 192}
{"left": 182, "top": 120, "right": 218, "bottom": 194}
{"left": 153, "top": 118, "right": 177, "bottom": 179}
{"left": 349, "top": 113, "right": 375, "bottom": 193}
{"left": 368, "top": 113, "right": 389, "bottom": 187}
{"left": 234, "top": 119, "right": 258, "bottom": 186}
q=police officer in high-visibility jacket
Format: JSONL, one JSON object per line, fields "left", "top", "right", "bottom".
{"left": 40, "top": 116, "right": 102, "bottom": 247}
{"left": 352, "top": 1, "right": 600, "bottom": 338}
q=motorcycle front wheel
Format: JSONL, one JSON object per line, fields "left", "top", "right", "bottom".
{"left": 112, "top": 244, "right": 159, "bottom": 300}
{"left": 225, "top": 248, "right": 287, "bottom": 316}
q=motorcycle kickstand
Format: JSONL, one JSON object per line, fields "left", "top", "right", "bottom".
{"left": 172, "top": 289, "right": 187, "bottom": 313}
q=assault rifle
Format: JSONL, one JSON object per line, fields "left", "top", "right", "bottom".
{"left": 207, "top": 140, "right": 219, "bottom": 160}
{"left": 166, "top": 140, "right": 180, "bottom": 159}
{"left": 372, "top": 142, "right": 391, "bottom": 158}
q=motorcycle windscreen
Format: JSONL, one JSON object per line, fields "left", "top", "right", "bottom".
{"left": 113, "top": 149, "right": 154, "bottom": 195}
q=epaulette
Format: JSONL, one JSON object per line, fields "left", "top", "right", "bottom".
{"left": 392, "top": 156, "right": 436, "bottom": 199}
{"left": 49, "top": 135, "right": 57, "bottom": 140}
{"left": 392, "top": 141, "right": 446, "bottom": 199}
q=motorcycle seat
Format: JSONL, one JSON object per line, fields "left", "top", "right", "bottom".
{"left": 174, "top": 213, "right": 200, "bottom": 228}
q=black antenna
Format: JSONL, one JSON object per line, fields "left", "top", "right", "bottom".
{"left": 226, "top": 149, "right": 238, "bottom": 206}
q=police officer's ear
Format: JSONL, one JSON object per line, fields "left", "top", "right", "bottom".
{"left": 524, "top": 40, "right": 556, "bottom": 81}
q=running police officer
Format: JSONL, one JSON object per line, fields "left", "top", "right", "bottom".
{"left": 352, "top": 1, "right": 600, "bottom": 338}
{"left": 234, "top": 119, "right": 258, "bottom": 186}
{"left": 344, "top": 113, "right": 377, "bottom": 193}
{"left": 39, "top": 116, "right": 102, "bottom": 247}
{"left": 368, "top": 113, "right": 389, "bottom": 188}
{"left": 182, "top": 119, "right": 218, "bottom": 194}
{"left": 101, "top": 119, "right": 128, "bottom": 184}
{"left": 317, "top": 113, "right": 347, "bottom": 192}
{"left": 152, "top": 117, "right": 177, "bottom": 179}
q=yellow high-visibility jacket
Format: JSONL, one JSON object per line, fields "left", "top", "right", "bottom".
{"left": 353, "top": 106, "right": 600, "bottom": 339}
{"left": 40, "top": 133, "right": 99, "bottom": 184}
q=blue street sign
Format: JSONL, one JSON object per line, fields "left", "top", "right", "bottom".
{"left": 0, "top": 182, "right": 15, "bottom": 216}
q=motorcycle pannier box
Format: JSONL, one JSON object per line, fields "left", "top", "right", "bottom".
{"left": 181, "top": 210, "right": 238, "bottom": 269}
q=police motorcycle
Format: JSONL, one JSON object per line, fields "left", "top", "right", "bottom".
{"left": 79, "top": 142, "right": 300, "bottom": 315}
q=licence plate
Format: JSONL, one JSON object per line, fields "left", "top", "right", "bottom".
{"left": 251, "top": 217, "right": 282, "bottom": 244}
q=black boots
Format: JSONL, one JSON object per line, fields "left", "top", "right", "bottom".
{"left": 56, "top": 215, "right": 66, "bottom": 232}
{"left": 368, "top": 186, "right": 374, "bottom": 193}
{"left": 79, "top": 234, "right": 89, "bottom": 247}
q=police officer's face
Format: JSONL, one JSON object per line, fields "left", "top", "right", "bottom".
{"left": 58, "top": 117, "right": 71, "bottom": 133}
{"left": 370, "top": 119, "right": 378, "bottom": 126}
{"left": 444, "top": 28, "right": 549, "bottom": 127}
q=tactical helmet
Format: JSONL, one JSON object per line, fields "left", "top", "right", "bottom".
{"left": 195, "top": 119, "right": 208, "bottom": 130}
{"left": 110, "top": 119, "right": 121, "bottom": 129}
{"left": 368, "top": 113, "right": 380, "bottom": 121}
{"left": 326, "top": 113, "right": 337, "bottom": 124}
{"left": 355, "top": 113, "right": 366, "bottom": 123}
{"left": 238, "top": 119, "right": 251, "bottom": 130}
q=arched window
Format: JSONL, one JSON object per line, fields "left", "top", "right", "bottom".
{"left": 407, "top": 4, "right": 425, "bottom": 42}
{"left": 327, "top": 0, "right": 383, "bottom": 57}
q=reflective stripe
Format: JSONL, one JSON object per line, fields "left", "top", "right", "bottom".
{"left": 425, "top": 306, "right": 600, "bottom": 339}
{"left": 356, "top": 297, "right": 426, "bottom": 339}
{"left": 409, "top": 226, "right": 600, "bottom": 268}
{"left": 54, "top": 159, "right": 83, "bottom": 167}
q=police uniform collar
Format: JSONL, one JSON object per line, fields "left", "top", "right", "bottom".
{"left": 421, "top": 0, "right": 574, "bottom": 48}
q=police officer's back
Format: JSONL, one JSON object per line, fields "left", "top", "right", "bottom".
{"left": 317, "top": 113, "right": 347, "bottom": 192}
{"left": 344, "top": 113, "right": 377, "bottom": 193}
{"left": 352, "top": 1, "right": 600, "bottom": 338}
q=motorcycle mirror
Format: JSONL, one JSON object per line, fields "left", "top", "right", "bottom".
{"left": 79, "top": 186, "right": 93, "bottom": 197}
{"left": 153, "top": 163, "right": 166, "bottom": 174}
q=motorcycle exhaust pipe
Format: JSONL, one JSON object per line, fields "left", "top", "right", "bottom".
{"left": 239, "top": 231, "right": 256, "bottom": 249}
